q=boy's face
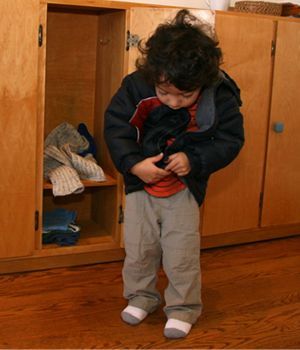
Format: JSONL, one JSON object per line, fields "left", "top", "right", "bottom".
{"left": 155, "top": 82, "right": 200, "bottom": 110}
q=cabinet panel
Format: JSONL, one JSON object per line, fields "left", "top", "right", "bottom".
{"left": 202, "top": 15, "right": 275, "bottom": 235}
{"left": 127, "top": 8, "right": 214, "bottom": 74}
{"left": 127, "top": 8, "right": 180, "bottom": 74}
{"left": 0, "top": 0, "right": 39, "bottom": 258}
{"left": 45, "top": 9, "right": 98, "bottom": 135}
{"left": 262, "top": 21, "right": 300, "bottom": 226}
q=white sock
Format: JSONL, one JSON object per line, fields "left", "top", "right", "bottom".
{"left": 164, "top": 318, "right": 192, "bottom": 338}
{"left": 121, "top": 305, "right": 148, "bottom": 325}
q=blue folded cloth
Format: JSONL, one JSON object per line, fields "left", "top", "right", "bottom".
{"left": 42, "top": 230, "right": 80, "bottom": 246}
{"left": 43, "top": 208, "right": 77, "bottom": 232}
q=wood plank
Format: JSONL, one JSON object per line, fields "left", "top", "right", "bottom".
{"left": 93, "top": 10, "right": 126, "bottom": 245}
{"left": 39, "top": 233, "right": 119, "bottom": 256}
{"left": 0, "top": 236, "right": 299, "bottom": 348}
{"left": 0, "top": 248, "right": 125, "bottom": 274}
{"left": 261, "top": 20, "right": 300, "bottom": 226}
{"left": 202, "top": 223, "right": 300, "bottom": 248}
{"left": 94, "top": 10, "right": 126, "bottom": 178}
{"left": 44, "top": 9, "right": 98, "bottom": 136}
{"left": 36, "top": 3, "right": 48, "bottom": 251}
{"left": 202, "top": 14, "right": 275, "bottom": 235}
{"left": 0, "top": 0, "right": 39, "bottom": 258}
{"left": 44, "top": 0, "right": 165, "bottom": 9}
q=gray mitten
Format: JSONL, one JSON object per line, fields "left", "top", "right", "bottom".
{"left": 44, "top": 122, "right": 89, "bottom": 153}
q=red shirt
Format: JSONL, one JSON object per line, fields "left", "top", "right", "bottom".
{"left": 144, "top": 100, "right": 199, "bottom": 197}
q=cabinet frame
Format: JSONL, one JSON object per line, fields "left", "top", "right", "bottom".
{"left": 1, "top": 5, "right": 300, "bottom": 274}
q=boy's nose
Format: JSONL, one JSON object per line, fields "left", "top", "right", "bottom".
{"left": 168, "top": 98, "right": 181, "bottom": 109}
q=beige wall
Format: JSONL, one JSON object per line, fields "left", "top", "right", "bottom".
{"left": 110, "top": 0, "right": 210, "bottom": 8}
{"left": 231, "top": 0, "right": 300, "bottom": 4}
{"left": 232, "top": 0, "right": 300, "bottom": 4}
{"left": 111, "top": 0, "right": 300, "bottom": 7}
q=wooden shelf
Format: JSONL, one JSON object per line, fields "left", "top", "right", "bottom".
{"left": 43, "top": 173, "right": 117, "bottom": 190}
{"left": 40, "top": 220, "right": 119, "bottom": 255}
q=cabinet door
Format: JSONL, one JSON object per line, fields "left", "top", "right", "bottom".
{"left": 202, "top": 14, "right": 275, "bottom": 236}
{"left": 126, "top": 8, "right": 214, "bottom": 74}
{"left": 261, "top": 21, "right": 300, "bottom": 226}
{"left": 0, "top": 0, "right": 39, "bottom": 258}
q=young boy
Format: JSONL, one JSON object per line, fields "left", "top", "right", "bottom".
{"left": 104, "top": 9, "right": 244, "bottom": 339}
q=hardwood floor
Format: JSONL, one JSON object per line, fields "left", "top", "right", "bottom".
{"left": 0, "top": 236, "right": 299, "bottom": 349}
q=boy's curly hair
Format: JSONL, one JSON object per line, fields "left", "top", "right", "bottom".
{"left": 136, "top": 9, "right": 222, "bottom": 91}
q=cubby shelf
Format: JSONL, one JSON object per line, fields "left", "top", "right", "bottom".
{"left": 43, "top": 173, "right": 117, "bottom": 190}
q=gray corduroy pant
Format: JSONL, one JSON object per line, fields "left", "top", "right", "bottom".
{"left": 123, "top": 188, "right": 202, "bottom": 324}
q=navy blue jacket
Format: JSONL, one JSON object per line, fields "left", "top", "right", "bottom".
{"left": 104, "top": 70, "right": 244, "bottom": 206}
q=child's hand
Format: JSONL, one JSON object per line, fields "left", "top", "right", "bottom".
{"left": 130, "top": 153, "right": 171, "bottom": 184}
{"left": 164, "top": 152, "right": 191, "bottom": 176}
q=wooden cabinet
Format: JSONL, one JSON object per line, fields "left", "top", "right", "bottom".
{"left": 1, "top": 3, "right": 299, "bottom": 273}
{"left": 39, "top": 3, "right": 127, "bottom": 261}
{"left": 202, "top": 12, "right": 300, "bottom": 247}
{"left": 0, "top": 0, "right": 208, "bottom": 273}
{"left": 1, "top": 0, "right": 131, "bottom": 272}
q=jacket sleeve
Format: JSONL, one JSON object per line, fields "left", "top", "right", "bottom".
{"left": 104, "top": 75, "right": 146, "bottom": 174}
{"left": 185, "top": 84, "right": 244, "bottom": 178}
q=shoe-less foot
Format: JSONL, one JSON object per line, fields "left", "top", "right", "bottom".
{"left": 121, "top": 305, "right": 148, "bottom": 325}
{"left": 164, "top": 318, "right": 192, "bottom": 339}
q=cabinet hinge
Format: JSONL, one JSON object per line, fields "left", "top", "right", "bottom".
{"left": 38, "top": 25, "right": 43, "bottom": 47}
{"left": 259, "top": 192, "right": 264, "bottom": 209}
{"left": 118, "top": 205, "right": 124, "bottom": 224}
{"left": 126, "top": 31, "right": 140, "bottom": 51}
{"left": 271, "top": 40, "right": 276, "bottom": 56}
{"left": 35, "top": 210, "right": 39, "bottom": 231}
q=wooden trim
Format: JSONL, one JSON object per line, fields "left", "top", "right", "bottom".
{"left": 1, "top": 225, "right": 299, "bottom": 274}
{"left": 0, "top": 248, "right": 125, "bottom": 275}
{"left": 36, "top": 3, "right": 48, "bottom": 250}
{"left": 43, "top": 0, "right": 172, "bottom": 10}
{"left": 202, "top": 224, "right": 300, "bottom": 249}
{"left": 215, "top": 9, "right": 300, "bottom": 23}
{"left": 35, "top": 236, "right": 120, "bottom": 257}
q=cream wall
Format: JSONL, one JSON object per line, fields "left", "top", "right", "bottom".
{"left": 231, "top": 0, "right": 300, "bottom": 5}
{"left": 110, "top": 0, "right": 210, "bottom": 8}
{"left": 111, "top": 0, "right": 300, "bottom": 8}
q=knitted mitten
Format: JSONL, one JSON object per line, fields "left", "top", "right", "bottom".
{"left": 48, "top": 165, "right": 84, "bottom": 196}
{"left": 61, "top": 144, "right": 106, "bottom": 181}
{"left": 44, "top": 122, "right": 89, "bottom": 154}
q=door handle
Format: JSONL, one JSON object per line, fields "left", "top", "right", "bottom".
{"left": 273, "top": 122, "right": 284, "bottom": 133}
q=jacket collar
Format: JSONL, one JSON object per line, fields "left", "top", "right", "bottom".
{"left": 195, "top": 70, "right": 242, "bottom": 132}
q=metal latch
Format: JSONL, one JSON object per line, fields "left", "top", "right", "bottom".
{"left": 38, "top": 25, "right": 43, "bottom": 47}
{"left": 35, "top": 210, "right": 39, "bottom": 231}
{"left": 126, "top": 31, "right": 140, "bottom": 51}
{"left": 118, "top": 205, "right": 124, "bottom": 224}
{"left": 271, "top": 40, "right": 276, "bottom": 56}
